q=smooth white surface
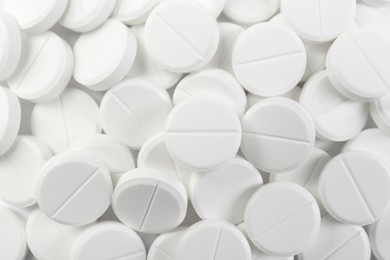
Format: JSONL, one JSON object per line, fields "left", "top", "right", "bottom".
{"left": 4, "top": 0, "right": 68, "bottom": 33}
{"left": 245, "top": 182, "right": 321, "bottom": 257}
{"left": 72, "top": 221, "right": 146, "bottom": 260}
{"left": 232, "top": 23, "right": 306, "bottom": 97}
{"left": 0, "top": 86, "right": 21, "bottom": 156}
{"left": 31, "top": 88, "right": 101, "bottom": 154}
{"left": 0, "top": 208, "right": 27, "bottom": 260}
{"left": 195, "top": 0, "right": 226, "bottom": 17}
{"left": 112, "top": 0, "right": 161, "bottom": 25}
{"left": 362, "top": 0, "right": 390, "bottom": 7}
{"left": 223, "top": 0, "right": 280, "bottom": 25}
{"left": 354, "top": 3, "right": 390, "bottom": 33}
{"left": 368, "top": 208, "right": 390, "bottom": 260}
{"left": 241, "top": 97, "right": 315, "bottom": 173}
{"left": 165, "top": 97, "right": 242, "bottom": 172}
{"left": 370, "top": 93, "right": 390, "bottom": 136}
{"left": 298, "top": 214, "right": 371, "bottom": 260}
{"left": 281, "top": 0, "right": 356, "bottom": 42}
{"left": 176, "top": 220, "right": 251, "bottom": 260}
{"left": 319, "top": 151, "right": 390, "bottom": 226}
{"left": 36, "top": 153, "right": 112, "bottom": 225}
{"left": 190, "top": 157, "right": 263, "bottom": 224}
{"left": 147, "top": 227, "right": 186, "bottom": 260}
{"left": 246, "top": 87, "right": 301, "bottom": 109}
{"left": 100, "top": 78, "right": 172, "bottom": 150}
{"left": 73, "top": 19, "right": 137, "bottom": 91}
{"left": 173, "top": 68, "right": 247, "bottom": 117}
{"left": 144, "top": 0, "right": 219, "bottom": 73}
{"left": 326, "top": 28, "right": 390, "bottom": 101}
{"left": 300, "top": 70, "right": 369, "bottom": 141}
{"left": 112, "top": 168, "right": 188, "bottom": 234}
{"left": 0, "top": 136, "right": 52, "bottom": 207}
{"left": 0, "top": 11, "right": 21, "bottom": 81}
{"left": 60, "top": 0, "right": 117, "bottom": 32}
{"left": 7, "top": 31, "right": 73, "bottom": 103}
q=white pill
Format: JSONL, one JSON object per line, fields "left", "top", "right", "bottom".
{"left": 0, "top": 12, "right": 21, "bottom": 81}
{"left": 26, "top": 210, "right": 88, "bottom": 260}
{"left": 112, "top": 168, "right": 188, "bottom": 234}
{"left": 0, "top": 208, "right": 27, "bottom": 260}
{"left": 3, "top": 0, "right": 68, "bottom": 34}
{"left": 190, "top": 157, "right": 262, "bottom": 224}
{"left": 173, "top": 68, "right": 247, "bottom": 117}
{"left": 165, "top": 97, "right": 242, "bottom": 172}
{"left": 0, "top": 136, "right": 52, "bottom": 208}
{"left": 232, "top": 23, "right": 306, "bottom": 97}
{"left": 36, "top": 153, "right": 112, "bottom": 225}
{"left": 326, "top": 28, "right": 390, "bottom": 102}
{"left": 354, "top": 3, "right": 390, "bottom": 34}
{"left": 370, "top": 93, "right": 390, "bottom": 136}
{"left": 176, "top": 219, "right": 251, "bottom": 260}
{"left": 368, "top": 208, "right": 390, "bottom": 260}
{"left": 31, "top": 88, "right": 101, "bottom": 154}
{"left": 246, "top": 86, "right": 301, "bottom": 109}
{"left": 281, "top": 0, "right": 356, "bottom": 43}
{"left": 0, "top": 86, "right": 21, "bottom": 156}
{"left": 127, "top": 25, "right": 182, "bottom": 90}
{"left": 300, "top": 70, "right": 369, "bottom": 142}
{"left": 245, "top": 182, "right": 321, "bottom": 257}
{"left": 298, "top": 214, "right": 371, "bottom": 260}
{"left": 241, "top": 97, "right": 315, "bottom": 173}
{"left": 60, "top": 0, "right": 117, "bottom": 33}
{"left": 111, "top": 0, "right": 162, "bottom": 26}
{"left": 100, "top": 78, "right": 172, "bottom": 150}
{"left": 223, "top": 0, "right": 280, "bottom": 25}
{"left": 73, "top": 19, "right": 137, "bottom": 91}
{"left": 148, "top": 227, "right": 186, "bottom": 260}
{"left": 144, "top": 0, "right": 219, "bottom": 73}
{"left": 195, "top": 0, "right": 226, "bottom": 18}
{"left": 319, "top": 151, "right": 390, "bottom": 225}
{"left": 72, "top": 221, "right": 146, "bottom": 260}
{"left": 362, "top": 0, "right": 390, "bottom": 7}
{"left": 137, "top": 132, "right": 192, "bottom": 188}
{"left": 7, "top": 31, "right": 73, "bottom": 103}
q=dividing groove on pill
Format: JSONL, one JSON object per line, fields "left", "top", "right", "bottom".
{"left": 320, "top": 231, "right": 362, "bottom": 260}
{"left": 243, "top": 131, "right": 312, "bottom": 144}
{"left": 235, "top": 50, "right": 304, "bottom": 67}
{"left": 139, "top": 184, "right": 159, "bottom": 231}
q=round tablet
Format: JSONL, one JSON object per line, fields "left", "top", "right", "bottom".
{"left": 223, "top": 0, "right": 280, "bottom": 25}
{"left": 370, "top": 93, "right": 390, "bottom": 136}
{"left": 368, "top": 208, "right": 390, "bottom": 260}
{"left": 173, "top": 68, "right": 247, "bottom": 117}
{"left": 300, "top": 70, "right": 369, "bottom": 142}
{"left": 232, "top": 23, "right": 306, "bottom": 97}
{"left": 176, "top": 220, "right": 251, "bottom": 260}
{"left": 7, "top": 31, "right": 73, "bottom": 103}
{"left": 0, "top": 208, "right": 27, "bottom": 260}
{"left": 326, "top": 28, "right": 390, "bottom": 102}
{"left": 137, "top": 132, "right": 192, "bottom": 188}
{"left": 112, "top": 168, "right": 188, "bottom": 234}
{"left": 241, "top": 97, "right": 315, "bottom": 173}
{"left": 165, "top": 97, "right": 242, "bottom": 172}
{"left": 26, "top": 210, "right": 88, "bottom": 260}
{"left": 144, "top": 0, "right": 219, "bottom": 73}
{"left": 319, "top": 151, "right": 390, "bottom": 226}
{"left": 246, "top": 86, "right": 301, "bottom": 109}
{"left": 0, "top": 12, "right": 21, "bottom": 81}
{"left": 73, "top": 19, "right": 137, "bottom": 91}
{"left": 100, "top": 78, "right": 172, "bottom": 150}
{"left": 111, "top": 0, "right": 161, "bottom": 25}
{"left": 31, "top": 88, "right": 101, "bottom": 154}
{"left": 59, "top": 0, "right": 117, "bottom": 32}
{"left": 190, "top": 157, "right": 263, "bottom": 224}
{"left": 3, "top": 0, "right": 68, "bottom": 34}
{"left": 36, "top": 153, "right": 112, "bottom": 225}
{"left": 72, "top": 222, "right": 146, "bottom": 260}
{"left": 195, "top": 0, "right": 226, "bottom": 18}
{"left": 245, "top": 182, "right": 321, "bottom": 257}
{"left": 354, "top": 3, "right": 390, "bottom": 34}
{"left": 281, "top": 0, "right": 356, "bottom": 43}
{"left": 298, "top": 214, "right": 371, "bottom": 260}
{"left": 0, "top": 86, "right": 21, "bottom": 156}
{"left": 148, "top": 227, "right": 186, "bottom": 260}
{"left": 0, "top": 136, "right": 52, "bottom": 208}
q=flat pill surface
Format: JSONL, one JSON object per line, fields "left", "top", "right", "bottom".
{"left": 144, "top": 0, "right": 219, "bottom": 73}
{"left": 232, "top": 23, "right": 306, "bottom": 97}
{"left": 165, "top": 97, "right": 242, "bottom": 172}
{"left": 148, "top": 227, "right": 186, "bottom": 260}
{"left": 368, "top": 208, "right": 390, "bottom": 260}
{"left": 111, "top": 0, "right": 161, "bottom": 25}
{"left": 241, "top": 97, "right": 315, "bottom": 173}
{"left": 319, "top": 151, "right": 390, "bottom": 225}
{"left": 245, "top": 182, "right": 321, "bottom": 257}
{"left": 36, "top": 153, "right": 112, "bottom": 225}
{"left": 0, "top": 209, "right": 27, "bottom": 260}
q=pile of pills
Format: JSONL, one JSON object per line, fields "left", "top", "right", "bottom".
{"left": 1, "top": 0, "right": 390, "bottom": 259}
